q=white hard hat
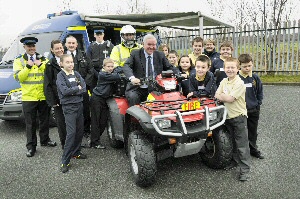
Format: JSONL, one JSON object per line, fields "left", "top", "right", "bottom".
{"left": 120, "top": 25, "right": 136, "bottom": 48}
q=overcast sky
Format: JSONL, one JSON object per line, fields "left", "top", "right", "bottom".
{"left": 0, "top": 0, "right": 213, "bottom": 48}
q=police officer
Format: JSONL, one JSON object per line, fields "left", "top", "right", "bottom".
{"left": 64, "top": 35, "right": 93, "bottom": 144}
{"left": 86, "top": 28, "right": 114, "bottom": 92}
{"left": 13, "top": 37, "right": 57, "bottom": 157}
{"left": 110, "top": 25, "right": 142, "bottom": 67}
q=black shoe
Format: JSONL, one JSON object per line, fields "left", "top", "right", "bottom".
{"left": 26, "top": 149, "right": 36, "bottom": 157}
{"left": 251, "top": 151, "right": 265, "bottom": 159}
{"left": 41, "top": 140, "right": 57, "bottom": 147}
{"left": 72, "top": 152, "right": 87, "bottom": 159}
{"left": 60, "top": 164, "right": 70, "bottom": 173}
{"left": 239, "top": 173, "right": 250, "bottom": 181}
{"left": 224, "top": 161, "right": 237, "bottom": 170}
{"left": 90, "top": 143, "right": 106, "bottom": 149}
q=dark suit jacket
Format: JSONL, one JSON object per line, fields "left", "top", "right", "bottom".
{"left": 123, "top": 48, "right": 173, "bottom": 90}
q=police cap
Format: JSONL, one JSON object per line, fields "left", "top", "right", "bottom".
{"left": 94, "top": 29, "right": 105, "bottom": 34}
{"left": 20, "top": 37, "right": 38, "bottom": 45}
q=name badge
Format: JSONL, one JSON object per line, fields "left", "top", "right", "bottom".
{"left": 245, "top": 83, "right": 252, "bottom": 87}
{"left": 220, "top": 68, "right": 224, "bottom": 71}
{"left": 198, "top": 85, "right": 205, "bottom": 89}
{"left": 68, "top": 77, "right": 76, "bottom": 82}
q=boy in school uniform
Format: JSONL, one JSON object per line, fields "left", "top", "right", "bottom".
{"left": 187, "top": 55, "right": 216, "bottom": 98}
{"left": 56, "top": 54, "right": 87, "bottom": 173}
{"left": 238, "top": 54, "right": 264, "bottom": 159}
{"left": 209, "top": 41, "right": 234, "bottom": 88}
{"left": 215, "top": 57, "right": 251, "bottom": 182}
{"left": 188, "top": 37, "right": 203, "bottom": 66}
{"left": 90, "top": 58, "right": 121, "bottom": 149}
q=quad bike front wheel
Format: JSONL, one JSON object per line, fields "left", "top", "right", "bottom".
{"left": 200, "top": 126, "right": 232, "bottom": 169}
{"left": 128, "top": 130, "right": 157, "bottom": 187}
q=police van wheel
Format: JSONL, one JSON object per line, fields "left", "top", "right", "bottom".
{"left": 128, "top": 131, "right": 157, "bottom": 187}
{"left": 200, "top": 126, "right": 232, "bottom": 169}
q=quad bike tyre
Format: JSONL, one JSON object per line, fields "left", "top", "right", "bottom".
{"left": 200, "top": 127, "right": 232, "bottom": 169}
{"left": 128, "top": 130, "right": 157, "bottom": 187}
{"left": 107, "top": 115, "right": 124, "bottom": 148}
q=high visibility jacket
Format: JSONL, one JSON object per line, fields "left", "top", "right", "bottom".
{"left": 110, "top": 43, "right": 142, "bottom": 67}
{"left": 13, "top": 53, "right": 48, "bottom": 101}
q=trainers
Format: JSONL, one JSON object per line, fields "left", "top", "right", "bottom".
{"left": 61, "top": 164, "right": 70, "bottom": 173}
{"left": 239, "top": 173, "right": 250, "bottom": 181}
{"left": 72, "top": 153, "right": 87, "bottom": 159}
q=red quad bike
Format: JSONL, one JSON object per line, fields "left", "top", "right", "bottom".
{"left": 106, "top": 70, "right": 232, "bottom": 187}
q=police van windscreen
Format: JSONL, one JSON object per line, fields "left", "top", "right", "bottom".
{"left": 1, "top": 32, "right": 63, "bottom": 63}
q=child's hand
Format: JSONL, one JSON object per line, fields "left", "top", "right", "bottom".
{"left": 181, "top": 74, "right": 188, "bottom": 78}
{"left": 187, "top": 92, "right": 193, "bottom": 98}
{"left": 78, "top": 85, "right": 82, "bottom": 90}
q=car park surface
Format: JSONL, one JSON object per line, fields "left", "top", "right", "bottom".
{"left": 0, "top": 85, "right": 299, "bottom": 199}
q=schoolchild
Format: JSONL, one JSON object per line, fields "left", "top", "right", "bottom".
{"left": 188, "top": 37, "right": 203, "bottom": 65}
{"left": 56, "top": 54, "right": 87, "bottom": 173}
{"left": 158, "top": 43, "right": 170, "bottom": 57}
{"left": 167, "top": 50, "right": 179, "bottom": 67}
{"left": 187, "top": 55, "right": 216, "bottom": 98}
{"left": 90, "top": 58, "right": 121, "bottom": 149}
{"left": 238, "top": 54, "right": 264, "bottom": 159}
{"left": 209, "top": 41, "right": 234, "bottom": 88}
{"left": 215, "top": 57, "right": 251, "bottom": 182}
{"left": 177, "top": 55, "right": 195, "bottom": 97}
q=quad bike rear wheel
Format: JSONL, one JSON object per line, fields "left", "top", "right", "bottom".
{"left": 107, "top": 115, "right": 124, "bottom": 148}
{"left": 128, "top": 130, "right": 157, "bottom": 187}
{"left": 200, "top": 127, "right": 232, "bottom": 169}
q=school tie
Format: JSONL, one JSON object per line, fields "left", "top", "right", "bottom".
{"left": 30, "top": 56, "right": 34, "bottom": 62}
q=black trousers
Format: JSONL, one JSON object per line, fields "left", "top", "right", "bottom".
{"left": 61, "top": 102, "right": 84, "bottom": 165}
{"left": 225, "top": 115, "right": 251, "bottom": 174}
{"left": 247, "top": 109, "right": 260, "bottom": 153}
{"left": 53, "top": 105, "right": 67, "bottom": 146}
{"left": 90, "top": 95, "right": 108, "bottom": 145}
{"left": 82, "top": 91, "right": 91, "bottom": 135}
{"left": 125, "top": 88, "right": 149, "bottom": 107}
{"left": 22, "top": 100, "right": 50, "bottom": 150}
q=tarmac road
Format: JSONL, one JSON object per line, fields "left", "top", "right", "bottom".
{"left": 0, "top": 85, "right": 299, "bottom": 199}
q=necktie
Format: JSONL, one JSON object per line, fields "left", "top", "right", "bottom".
{"left": 147, "top": 56, "right": 153, "bottom": 78}
{"left": 71, "top": 52, "right": 75, "bottom": 60}
{"left": 30, "top": 56, "right": 34, "bottom": 62}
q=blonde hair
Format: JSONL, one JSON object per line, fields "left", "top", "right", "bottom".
{"left": 204, "top": 38, "right": 216, "bottom": 45}
{"left": 219, "top": 41, "right": 233, "bottom": 50}
{"left": 224, "top": 57, "right": 239, "bottom": 68}
{"left": 103, "top": 58, "right": 114, "bottom": 67}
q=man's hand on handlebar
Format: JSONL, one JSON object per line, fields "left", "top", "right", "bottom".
{"left": 131, "top": 78, "right": 141, "bottom": 85}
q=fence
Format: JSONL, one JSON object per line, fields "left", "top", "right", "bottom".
{"left": 159, "top": 20, "right": 300, "bottom": 75}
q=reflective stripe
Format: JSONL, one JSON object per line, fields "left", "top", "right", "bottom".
{"left": 117, "top": 45, "right": 121, "bottom": 63}
{"left": 28, "top": 73, "right": 44, "bottom": 77}
{"left": 14, "top": 70, "right": 21, "bottom": 81}
{"left": 22, "top": 80, "right": 44, "bottom": 84}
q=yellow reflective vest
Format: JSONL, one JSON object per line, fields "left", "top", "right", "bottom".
{"left": 13, "top": 54, "right": 48, "bottom": 101}
{"left": 110, "top": 43, "right": 142, "bottom": 67}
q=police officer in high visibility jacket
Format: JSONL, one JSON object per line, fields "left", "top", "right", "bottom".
{"left": 110, "top": 25, "right": 142, "bottom": 67}
{"left": 86, "top": 28, "right": 114, "bottom": 91}
{"left": 13, "top": 37, "right": 57, "bottom": 157}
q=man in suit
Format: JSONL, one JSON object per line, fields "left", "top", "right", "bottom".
{"left": 123, "top": 34, "right": 173, "bottom": 106}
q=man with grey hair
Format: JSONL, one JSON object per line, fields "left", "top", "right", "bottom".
{"left": 123, "top": 34, "right": 174, "bottom": 106}
{"left": 203, "top": 38, "right": 220, "bottom": 61}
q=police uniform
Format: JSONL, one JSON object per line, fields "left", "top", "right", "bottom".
{"left": 110, "top": 42, "right": 142, "bottom": 67}
{"left": 13, "top": 37, "right": 56, "bottom": 157}
{"left": 86, "top": 29, "right": 114, "bottom": 91}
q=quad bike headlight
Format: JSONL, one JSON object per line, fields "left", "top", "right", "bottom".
{"left": 7, "top": 91, "right": 22, "bottom": 102}
{"left": 209, "top": 111, "right": 218, "bottom": 121}
{"left": 157, "top": 119, "right": 171, "bottom": 129}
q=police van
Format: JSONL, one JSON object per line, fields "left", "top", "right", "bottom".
{"left": 0, "top": 10, "right": 232, "bottom": 123}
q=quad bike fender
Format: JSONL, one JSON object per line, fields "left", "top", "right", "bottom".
{"left": 106, "top": 98, "right": 127, "bottom": 141}
{"left": 125, "top": 106, "right": 155, "bottom": 134}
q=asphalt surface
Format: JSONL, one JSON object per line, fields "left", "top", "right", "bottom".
{"left": 0, "top": 85, "right": 299, "bottom": 199}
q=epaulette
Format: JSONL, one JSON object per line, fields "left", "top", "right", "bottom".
{"left": 15, "top": 54, "right": 22, "bottom": 59}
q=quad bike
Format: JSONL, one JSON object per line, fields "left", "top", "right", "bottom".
{"left": 106, "top": 70, "right": 232, "bottom": 187}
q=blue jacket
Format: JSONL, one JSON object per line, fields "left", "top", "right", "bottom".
{"left": 189, "top": 71, "right": 216, "bottom": 97}
{"left": 93, "top": 70, "right": 121, "bottom": 99}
